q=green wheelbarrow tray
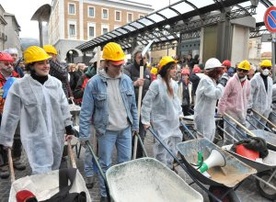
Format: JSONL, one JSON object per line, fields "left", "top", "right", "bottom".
{"left": 177, "top": 138, "right": 257, "bottom": 188}
{"left": 106, "top": 157, "right": 203, "bottom": 202}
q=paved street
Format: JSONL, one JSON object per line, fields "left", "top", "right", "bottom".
{"left": 0, "top": 133, "right": 274, "bottom": 202}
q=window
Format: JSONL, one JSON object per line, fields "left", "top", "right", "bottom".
{"left": 115, "top": 11, "right": 121, "bottom": 21}
{"left": 101, "top": 24, "right": 109, "bottom": 35}
{"left": 89, "top": 26, "right": 95, "bottom": 38}
{"left": 139, "top": 14, "right": 144, "bottom": 19}
{"left": 102, "top": 8, "right": 109, "bottom": 19}
{"left": 88, "top": 7, "right": 95, "bottom": 17}
{"left": 103, "top": 28, "right": 108, "bottom": 34}
{"left": 69, "top": 4, "right": 75, "bottom": 14}
{"left": 69, "top": 24, "right": 76, "bottom": 36}
{"left": 127, "top": 13, "right": 133, "bottom": 23}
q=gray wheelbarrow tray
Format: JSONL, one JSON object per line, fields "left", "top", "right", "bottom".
{"left": 250, "top": 129, "right": 276, "bottom": 150}
{"left": 177, "top": 138, "right": 257, "bottom": 188}
{"left": 106, "top": 157, "right": 203, "bottom": 202}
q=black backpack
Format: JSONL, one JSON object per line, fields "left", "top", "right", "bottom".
{"left": 42, "top": 168, "right": 87, "bottom": 202}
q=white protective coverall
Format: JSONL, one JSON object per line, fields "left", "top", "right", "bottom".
{"left": 141, "top": 76, "right": 183, "bottom": 167}
{"left": 248, "top": 72, "right": 273, "bottom": 129}
{"left": 0, "top": 75, "right": 72, "bottom": 174}
{"left": 194, "top": 74, "right": 224, "bottom": 141}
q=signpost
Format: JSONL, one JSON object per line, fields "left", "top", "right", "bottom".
{"left": 264, "top": 6, "right": 276, "bottom": 81}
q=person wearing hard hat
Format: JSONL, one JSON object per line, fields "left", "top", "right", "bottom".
{"left": 150, "top": 67, "right": 158, "bottom": 81}
{"left": 222, "top": 59, "right": 235, "bottom": 78}
{"left": 79, "top": 42, "right": 138, "bottom": 202}
{"left": 0, "top": 52, "right": 26, "bottom": 179}
{"left": 123, "top": 45, "right": 151, "bottom": 159}
{"left": 247, "top": 59, "right": 273, "bottom": 130}
{"left": 0, "top": 46, "right": 75, "bottom": 175}
{"left": 194, "top": 57, "right": 226, "bottom": 142}
{"left": 218, "top": 60, "right": 251, "bottom": 145}
{"left": 43, "top": 44, "right": 73, "bottom": 100}
{"left": 141, "top": 56, "right": 183, "bottom": 170}
{"left": 177, "top": 68, "right": 192, "bottom": 115}
{"left": 4, "top": 48, "right": 24, "bottom": 77}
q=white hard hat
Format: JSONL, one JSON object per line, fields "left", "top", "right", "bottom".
{"left": 5, "top": 48, "right": 18, "bottom": 55}
{"left": 205, "top": 58, "right": 223, "bottom": 70}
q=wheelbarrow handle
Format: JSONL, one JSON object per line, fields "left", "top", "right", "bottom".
{"left": 86, "top": 141, "right": 105, "bottom": 180}
{"left": 248, "top": 112, "right": 273, "bottom": 132}
{"left": 67, "top": 140, "right": 77, "bottom": 168}
{"left": 179, "top": 119, "right": 197, "bottom": 139}
{"left": 224, "top": 113, "right": 256, "bottom": 137}
{"left": 252, "top": 109, "right": 276, "bottom": 129}
{"left": 8, "top": 148, "right": 15, "bottom": 183}
{"left": 132, "top": 131, "right": 148, "bottom": 159}
{"left": 86, "top": 141, "right": 111, "bottom": 201}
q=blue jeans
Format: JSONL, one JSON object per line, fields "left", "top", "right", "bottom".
{"left": 84, "top": 146, "right": 97, "bottom": 177}
{"left": 97, "top": 126, "right": 132, "bottom": 197}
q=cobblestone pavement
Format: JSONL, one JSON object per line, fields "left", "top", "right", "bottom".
{"left": 0, "top": 133, "right": 274, "bottom": 202}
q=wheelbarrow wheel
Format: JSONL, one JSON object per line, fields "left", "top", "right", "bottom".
{"left": 208, "top": 185, "right": 240, "bottom": 202}
{"left": 256, "top": 170, "right": 276, "bottom": 200}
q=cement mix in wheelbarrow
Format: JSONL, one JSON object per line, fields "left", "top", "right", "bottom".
{"left": 106, "top": 157, "right": 203, "bottom": 202}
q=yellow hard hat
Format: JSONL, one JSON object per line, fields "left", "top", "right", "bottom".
{"left": 158, "top": 56, "right": 176, "bottom": 70}
{"left": 150, "top": 67, "right": 158, "bottom": 75}
{"left": 102, "top": 42, "right": 125, "bottom": 64}
{"left": 237, "top": 60, "right": 250, "bottom": 71}
{"left": 24, "top": 46, "right": 51, "bottom": 64}
{"left": 43, "top": 44, "right": 58, "bottom": 55}
{"left": 260, "top": 60, "right": 272, "bottom": 67}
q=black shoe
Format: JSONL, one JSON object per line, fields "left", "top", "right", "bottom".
{"left": 100, "top": 196, "right": 108, "bottom": 202}
{"left": 13, "top": 161, "right": 26, "bottom": 170}
{"left": 85, "top": 176, "right": 94, "bottom": 189}
{"left": 0, "top": 168, "right": 9, "bottom": 179}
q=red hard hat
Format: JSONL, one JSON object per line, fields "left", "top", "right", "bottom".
{"left": 0, "top": 52, "right": 13, "bottom": 62}
{"left": 181, "top": 68, "right": 190, "bottom": 75}
{"left": 193, "top": 66, "right": 201, "bottom": 73}
{"left": 16, "top": 190, "right": 37, "bottom": 202}
{"left": 222, "top": 60, "right": 231, "bottom": 67}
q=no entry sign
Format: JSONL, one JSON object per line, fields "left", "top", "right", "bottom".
{"left": 264, "top": 6, "right": 276, "bottom": 33}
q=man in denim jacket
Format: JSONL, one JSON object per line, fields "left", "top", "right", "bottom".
{"left": 79, "top": 42, "right": 138, "bottom": 202}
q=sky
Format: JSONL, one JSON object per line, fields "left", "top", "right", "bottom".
{"left": 0, "top": 0, "right": 273, "bottom": 52}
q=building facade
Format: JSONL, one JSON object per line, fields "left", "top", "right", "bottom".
{"left": 0, "top": 5, "right": 21, "bottom": 53}
{"left": 48, "top": 0, "right": 153, "bottom": 63}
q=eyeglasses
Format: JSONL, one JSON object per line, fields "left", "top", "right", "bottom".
{"left": 237, "top": 69, "right": 248, "bottom": 73}
{"left": 261, "top": 67, "right": 271, "bottom": 70}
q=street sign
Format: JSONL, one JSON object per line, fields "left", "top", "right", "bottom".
{"left": 264, "top": 6, "right": 276, "bottom": 33}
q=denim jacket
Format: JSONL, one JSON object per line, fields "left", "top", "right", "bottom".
{"left": 79, "top": 72, "right": 138, "bottom": 140}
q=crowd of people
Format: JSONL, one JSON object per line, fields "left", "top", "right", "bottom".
{"left": 0, "top": 42, "right": 275, "bottom": 202}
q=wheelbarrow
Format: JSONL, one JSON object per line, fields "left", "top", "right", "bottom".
{"left": 221, "top": 113, "right": 276, "bottom": 200}
{"left": 106, "top": 157, "right": 203, "bottom": 202}
{"left": 8, "top": 140, "right": 91, "bottom": 202}
{"left": 176, "top": 138, "right": 256, "bottom": 201}
{"left": 223, "top": 143, "right": 276, "bottom": 200}
{"left": 85, "top": 141, "right": 203, "bottom": 202}
{"left": 147, "top": 127, "right": 255, "bottom": 202}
